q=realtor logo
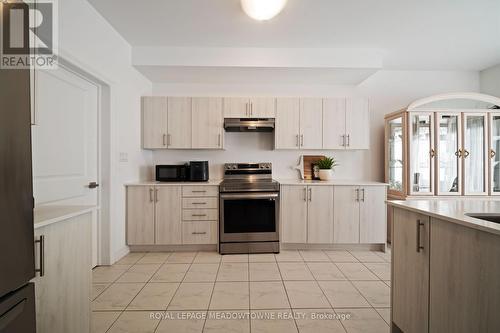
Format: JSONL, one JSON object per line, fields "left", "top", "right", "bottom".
{"left": 1, "top": 0, "right": 58, "bottom": 69}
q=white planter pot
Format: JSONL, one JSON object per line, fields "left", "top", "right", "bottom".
{"left": 319, "top": 169, "right": 333, "bottom": 181}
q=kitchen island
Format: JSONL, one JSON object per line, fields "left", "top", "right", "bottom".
{"left": 388, "top": 199, "right": 500, "bottom": 333}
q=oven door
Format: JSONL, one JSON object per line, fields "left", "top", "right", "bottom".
{"left": 220, "top": 192, "right": 279, "bottom": 242}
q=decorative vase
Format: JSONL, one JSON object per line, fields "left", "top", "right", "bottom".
{"left": 318, "top": 169, "right": 333, "bottom": 181}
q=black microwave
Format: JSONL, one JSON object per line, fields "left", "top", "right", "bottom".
{"left": 156, "top": 164, "right": 189, "bottom": 182}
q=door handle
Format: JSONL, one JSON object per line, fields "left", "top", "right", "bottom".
{"left": 35, "top": 235, "right": 44, "bottom": 277}
{"left": 149, "top": 188, "right": 154, "bottom": 202}
{"left": 303, "top": 187, "right": 307, "bottom": 202}
{"left": 88, "top": 182, "right": 99, "bottom": 189}
{"left": 416, "top": 220, "right": 425, "bottom": 252}
{"left": 154, "top": 188, "right": 158, "bottom": 202}
{"left": 308, "top": 188, "right": 312, "bottom": 201}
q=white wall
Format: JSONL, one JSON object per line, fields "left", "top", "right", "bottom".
{"left": 480, "top": 64, "right": 500, "bottom": 97}
{"left": 151, "top": 70, "right": 479, "bottom": 181}
{"left": 58, "top": 0, "right": 152, "bottom": 263}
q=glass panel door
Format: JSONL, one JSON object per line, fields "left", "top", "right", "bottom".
{"left": 436, "top": 114, "right": 461, "bottom": 195}
{"left": 409, "top": 114, "right": 434, "bottom": 194}
{"left": 387, "top": 117, "right": 404, "bottom": 194}
{"left": 491, "top": 114, "right": 500, "bottom": 194}
{"left": 463, "top": 113, "right": 487, "bottom": 195}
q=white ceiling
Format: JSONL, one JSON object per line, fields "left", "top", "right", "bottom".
{"left": 88, "top": 0, "right": 500, "bottom": 82}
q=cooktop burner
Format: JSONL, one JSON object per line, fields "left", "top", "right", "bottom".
{"left": 220, "top": 163, "right": 280, "bottom": 193}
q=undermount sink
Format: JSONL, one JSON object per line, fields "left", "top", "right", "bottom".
{"left": 465, "top": 213, "right": 500, "bottom": 224}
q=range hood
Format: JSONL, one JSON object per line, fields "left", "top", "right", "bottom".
{"left": 224, "top": 118, "right": 275, "bottom": 132}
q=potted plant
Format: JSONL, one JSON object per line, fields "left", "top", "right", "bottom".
{"left": 316, "top": 156, "right": 338, "bottom": 181}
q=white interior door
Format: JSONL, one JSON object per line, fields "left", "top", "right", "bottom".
{"left": 32, "top": 66, "right": 100, "bottom": 266}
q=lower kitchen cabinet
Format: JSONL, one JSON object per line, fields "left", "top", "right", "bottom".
{"left": 280, "top": 185, "right": 307, "bottom": 243}
{"left": 126, "top": 184, "right": 218, "bottom": 246}
{"left": 281, "top": 184, "right": 386, "bottom": 245}
{"left": 392, "top": 208, "right": 430, "bottom": 333}
{"left": 307, "top": 186, "right": 334, "bottom": 243}
{"left": 155, "top": 186, "right": 182, "bottom": 245}
{"left": 33, "top": 212, "right": 92, "bottom": 333}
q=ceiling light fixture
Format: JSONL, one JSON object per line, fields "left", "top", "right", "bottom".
{"left": 241, "top": 0, "right": 287, "bottom": 21}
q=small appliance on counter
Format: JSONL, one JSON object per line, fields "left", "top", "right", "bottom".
{"left": 156, "top": 161, "right": 209, "bottom": 182}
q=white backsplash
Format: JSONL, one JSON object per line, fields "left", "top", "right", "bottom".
{"left": 152, "top": 132, "right": 371, "bottom": 180}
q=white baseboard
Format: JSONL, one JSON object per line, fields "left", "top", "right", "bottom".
{"left": 111, "top": 245, "right": 130, "bottom": 264}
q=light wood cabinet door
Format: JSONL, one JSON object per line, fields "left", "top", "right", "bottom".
{"left": 346, "top": 98, "right": 369, "bottom": 149}
{"left": 333, "top": 186, "right": 360, "bottom": 243}
{"left": 281, "top": 185, "right": 307, "bottom": 243}
{"left": 192, "top": 97, "right": 223, "bottom": 149}
{"left": 155, "top": 186, "right": 182, "bottom": 245}
{"left": 359, "top": 186, "right": 387, "bottom": 243}
{"left": 142, "top": 96, "right": 168, "bottom": 149}
{"left": 307, "top": 186, "right": 334, "bottom": 243}
{"left": 323, "top": 98, "right": 347, "bottom": 149}
{"left": 250, "top": 97, "right": 276, "bottom": 118}
{"left": 127, "top": 186, "right": 155, "bottom": 245}
{"left": 167, "top": 97, "right": 192, "bottom": 149}
{"left": 224, "top": 97, "right": 249, "bottom": 118}
{"left": 275, "top": 98, "right": 300, "bottom": 149}
{"left": 33, "top": 213, "right": 91, "bottom": 333}
{"left": 392, "top": 207, "right": 429, "bottom": 333}
{"left": 429, "top": 218, "right": 500, "bottom": 333}
{"left": 300, "top": 98, "right": 323, "bottom": 149}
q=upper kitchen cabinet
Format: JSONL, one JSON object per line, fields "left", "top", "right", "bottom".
{"left": 192, "top": 97, "right": 224, "bottom": 149}
{"left": 275, "top": 97, "right": 322, "bottom": 149}
{"left": 323, "top": 97, "right": 369, "bottom": 150}
{"left": 142, "top": 96, "right": 168, "bottom": 149}
{"left": 223, "top": 97, "right": 275, "bottom": 118}
{"left": 167, "top": 97, "right": 192, "bottom": 149}
{"left": 384, "top": 92, "right": 500, "bottom": 199}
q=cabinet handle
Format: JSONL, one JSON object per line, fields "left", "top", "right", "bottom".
{"left": 218, "top": 134, "right": 221, "bottom": 147}
{"left": 192, "top": 214, "right": 207, "bottom": 217}
{"left": 355, "top": 188, "right": 359, "bottom": 202}
{"left": 303, "top": 187, "right": 307, "bottom": 201}
{"left": 250, "top": 103, "right": 253, "bottom": 117}
{"left": 163, "top": 134, "right": 167, "bottom": 146}
{"left": 455, "top": 149, "right": 462, "bottom": 157}
{"left": 245, "top": 103, "right": 248, "bottom": 116}
{"left": 463, "top": 149, "right": 470, "bottom": 158}
{"left": 192, "top": 231, "right": 207, "bottom": 235}
{"left": 416, "top": 220, "right": 425, "bottom": 252}
{"left": 430, "top": 148, "right": 436, "bottom": 158}
{"left": 361, "top": 188, "right": 365, "bottom": 202}
{"left": 35, "top": 235, "right": 44, "bottom": 277}
{"left": 308, "top": 188, "right": 312, "bottom": 201}
{"left": 346, "top": 134, "right": 350, "bottom": 147}
{"left": 149, "top": 188, "right": 154, "bottom": 202}
{"left": 490, "top": 149, "right": 496, "bottom": 159}
{"left": 167, "top": 134, "right": 172, "bottom": 147}
{"left": 155, "top": 188, "right": 158, "bottom": 202}
{"left": 300, "top": 134, "right": 304, "bottom": 147}
{"left": 192, "top": 190, "right": 207, "bottom": 193}
{"left": 192, "top": 202, "right": 207, "bottom": 205}
{"left": 341, "top": 135, "right": 345, "bottom": 147}
{"left": 296, "top": 134, "right": 299, "bottom": 147}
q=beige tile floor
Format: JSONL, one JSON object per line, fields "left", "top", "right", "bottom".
{"left": 92, "top": 248, "right": 391, "bottom": 333}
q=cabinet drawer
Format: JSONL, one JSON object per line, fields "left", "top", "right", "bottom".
{"left": 182, "top": 221, "right": 217, "bottom": 244}
{"left": 182, "top": 197, "right": 218, "bottom": 209}
{"left": 182, "top": 209, "right": 218, "bottom": 221}
{"left": 182, "top": 186, "right": 219, "bottom": 197}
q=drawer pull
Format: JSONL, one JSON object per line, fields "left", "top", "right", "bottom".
{"left": 192, "top": 202, "right": 207, "bottom": 205}
{"left": 192, "top": 190, "right": 207, "bottom": 193}
{"left": 192, "top": 231, "right": 207, "bottom": 235}
{"left": 35, "top": 235, "right": 45, "bottom": 277}
{"left": 192, "top": 214, "right": 207, "bottom": 217}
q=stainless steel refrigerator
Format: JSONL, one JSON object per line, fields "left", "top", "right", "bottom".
{"left": 0, "top": 67, "right": 37, "bottom": 331}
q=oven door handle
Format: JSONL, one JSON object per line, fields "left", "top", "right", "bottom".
{"left": 220, "top": 192, "right": 279, "bottom": 200}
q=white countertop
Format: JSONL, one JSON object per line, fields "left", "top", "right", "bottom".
{"left": 34, "top": 205, "right": 95, "bottom": 229}
{"left": 388, "top": 199, "right": 500, "bottom": 236}
{"left": 278, "top": 179, "right": 388, "bottom": 186}
{"left": 126, "top": 180, "right": 222, "bottom": 186}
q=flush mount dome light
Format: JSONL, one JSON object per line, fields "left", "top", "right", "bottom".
{"left": 241, "top": 0, "right": 287, "bottom": 21}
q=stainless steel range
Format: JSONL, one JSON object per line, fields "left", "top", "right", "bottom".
{"left": 219, "top": 163, "right": 280, "bottom": 254}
